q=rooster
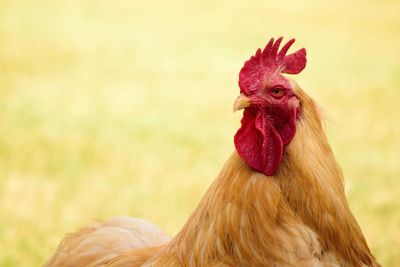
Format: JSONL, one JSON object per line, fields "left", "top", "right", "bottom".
{"left": 45, "top": 37, "right": 380, "bottom": 267}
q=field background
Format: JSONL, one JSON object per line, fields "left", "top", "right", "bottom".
{"left": 0, "top": 0, "right": 399, "bottom": 266}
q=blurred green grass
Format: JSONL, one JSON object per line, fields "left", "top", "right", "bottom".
{"left": 0, "top": 0, "right": 399, "bottom": 266}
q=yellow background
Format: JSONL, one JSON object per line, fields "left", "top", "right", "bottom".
{"left": 0, "top": 0, "right": 399, "bottom": 266}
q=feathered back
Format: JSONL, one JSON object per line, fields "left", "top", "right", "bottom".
{"left": 44, "top": 217, "right": 170, "bottom": 267}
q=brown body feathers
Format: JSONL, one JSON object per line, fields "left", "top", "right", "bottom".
{"left": 45, "top": 83, "right": 380, "bottom": 267}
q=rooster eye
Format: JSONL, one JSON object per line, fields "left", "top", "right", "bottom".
{"left": 271, "top": 87, "right": 284, "bottom": 98}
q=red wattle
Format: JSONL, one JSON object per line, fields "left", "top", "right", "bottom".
{"left": 234, "top": 110, "right": 284, "bottom": 176}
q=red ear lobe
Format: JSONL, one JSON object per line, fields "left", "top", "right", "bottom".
{"left": 282, "top": 48, "right": 307, "bottom": 74}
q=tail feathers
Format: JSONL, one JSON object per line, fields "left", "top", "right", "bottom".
{"left": 44, "top": 216, "right": 171, "bottom": 267}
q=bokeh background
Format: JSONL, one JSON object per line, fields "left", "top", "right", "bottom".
{"left": 1, "top": 0, "right": 399, "bottom": 266}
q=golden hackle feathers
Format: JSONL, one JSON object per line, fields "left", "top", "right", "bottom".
{"left": 281, "top": 81, "right": 379, "bottom": 266}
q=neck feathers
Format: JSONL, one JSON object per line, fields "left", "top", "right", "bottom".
{"left": 277, "top": 83, "right": 378, "bottom": 266}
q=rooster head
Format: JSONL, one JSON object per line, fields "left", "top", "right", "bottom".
{"left": 233, "top": 37, "right": 307, "bottom": 176}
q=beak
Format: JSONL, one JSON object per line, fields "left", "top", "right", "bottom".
{"left": 233, "top": 94, "right": 251, "bottom": 112}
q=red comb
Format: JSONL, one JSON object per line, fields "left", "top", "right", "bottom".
{"left": 239, "top": 37, "right": 307, "bottom": 95}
